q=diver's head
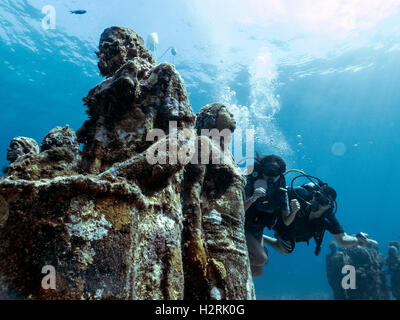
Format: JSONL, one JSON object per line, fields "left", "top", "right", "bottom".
{"left": 254, "top": 154, "right": 286, "bottom": 186}
{"left": 256, "top": 154, "right": 285, "bottom": 175}
{"left": 320, "top": 185, "right": 337, "bottom": 202}
{"left": 310, "top": 185, "right": 336, "bottom": 212}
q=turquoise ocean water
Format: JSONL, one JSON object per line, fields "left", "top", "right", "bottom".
{"left": 1, "top": 0, "right": 400, "bottom": 299}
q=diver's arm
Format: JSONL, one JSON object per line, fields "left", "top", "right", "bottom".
{"left": 244, "top": 187, "right": 266, "bottom": 211}
{"left": 333, "top": 233, "right": 359, "bottom": 247}
{"left": 282, "top": 199, "right": 301, "bottom": 226}
{"left": 333, "top": 232, "right": 378, "bottom": 248}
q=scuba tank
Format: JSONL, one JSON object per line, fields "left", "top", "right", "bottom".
{"left": 287, "top": 172, "right": 338, "bottom": 256}
{"left": 289, "top": 173, "right": 337, "bottom": 215}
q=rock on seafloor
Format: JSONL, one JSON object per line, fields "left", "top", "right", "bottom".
{"left": 0, "top": 26, "right": 255, "bottom": 300}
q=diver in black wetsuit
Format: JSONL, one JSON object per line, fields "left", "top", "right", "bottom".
{"left": 244, "top": 154, "right": 300, "bottom": 277}
{"left": 266, "top": 181, "right": 378, "bottom": 256}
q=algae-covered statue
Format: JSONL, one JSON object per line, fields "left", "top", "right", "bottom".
{"left": 182, "top": 103, "right": 255, "bottom": 300}
{"left": 0, "top": 27, "right": 255, "bottom": 300}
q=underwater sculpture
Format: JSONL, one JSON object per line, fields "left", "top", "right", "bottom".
{"left": 7, "top": 136, "right": 39, "bottom": 163}
{"left": 326, "top": 241, "right": 390, "bottom": 300}
{"left": 182, "top": 103, "right": 255, "bottom": 300}
{"left": 387, "top": 241, "right": 400, "bottom": 299}
{"left": 0, "top": 26, "right": 255, "bottom": 300}
{"left": 95, "top": 27, "right": 155, "bottom": 78}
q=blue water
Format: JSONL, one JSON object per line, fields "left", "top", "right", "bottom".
{"left": 1, "top": 0, "right": 400, "bottom": 299}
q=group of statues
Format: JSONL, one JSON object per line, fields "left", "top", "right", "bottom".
{"left": 0, "top": 26, "right": 254, "bottom": 300}
{"left": 326, "top": 240, "right": 400, "bottom": 299}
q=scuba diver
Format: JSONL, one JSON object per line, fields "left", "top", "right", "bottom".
{"left": 244, "top": 154, "right": 301, "bottom": 277}
{"left": 146, "top": 32, "right": 177, "bottom": 63}
{"left": 263, "top": 173, "right": 378, "bottom": 256}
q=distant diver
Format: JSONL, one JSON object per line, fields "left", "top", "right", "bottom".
{"left": 264, "top": 173, "right": 378, "bottom": 256}
{"left": 146, "top": 32, "right": 159, "bottom": 60}
{"left": 70, "top": 10, "right": 87, "bottom": 15}
{"left": 146, "top": 33, "right": 177, "bottom": 63}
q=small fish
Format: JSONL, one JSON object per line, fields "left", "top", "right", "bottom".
{"left": 70, "top": 10, "right": 87, "bottom": 15}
